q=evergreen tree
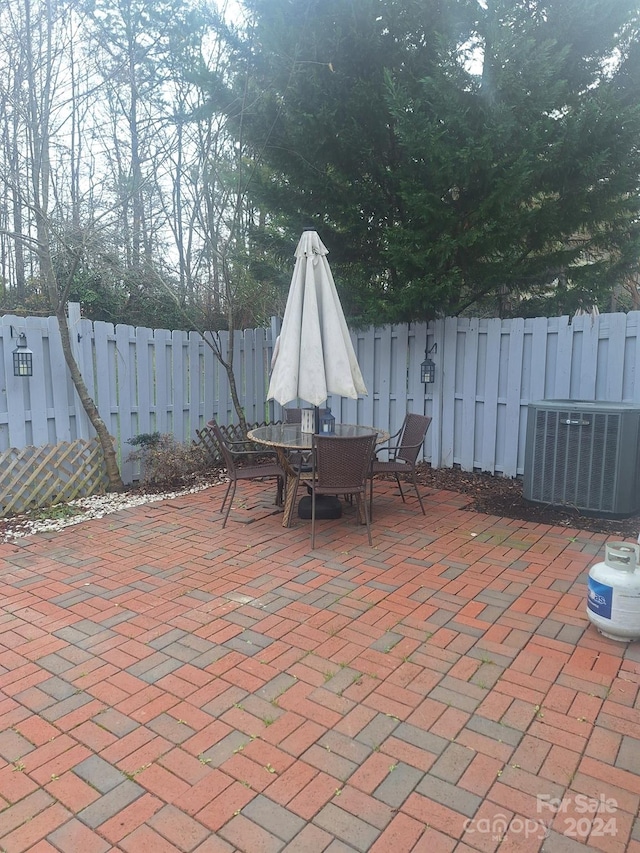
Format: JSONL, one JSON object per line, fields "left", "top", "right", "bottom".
{"left": 215, "top": 0, "right": 640, "bottom": 321}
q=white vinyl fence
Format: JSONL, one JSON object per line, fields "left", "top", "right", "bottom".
{"left": 1, "top": 304, "right": 639, "bottom": 484}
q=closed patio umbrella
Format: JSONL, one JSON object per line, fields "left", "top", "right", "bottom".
{"left": 267, "top": 229, "right": 367, "bottom": 411}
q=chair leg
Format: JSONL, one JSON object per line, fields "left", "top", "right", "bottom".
{"left": 395, "top": 474, "right": 406, "bottom": 503}
{"left": 311, "top": 490, "right": 316, "bottom": 549}
{"left": 412, "top": 470, "right": 426, "bottom": 515}
{"left": 369, "top": 475, "right": 375, "bottom": 521}
{"left": 221, "top": 480, "right": 237, "bottom": 528}
{"left": 219, "top": 479, "right": 233, "bottom": 514}
{"left": 355, "top": 494, "right": 373, "bottom": 546}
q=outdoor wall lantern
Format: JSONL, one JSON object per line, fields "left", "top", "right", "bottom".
{"left": 319, "top": 407, "right": 336, "bottom": 434}
{"left": 13, "top": 331, "right": 33, "bottom": 377}
{"left": 421, "top": 343, "right": 437, "bottom": 384}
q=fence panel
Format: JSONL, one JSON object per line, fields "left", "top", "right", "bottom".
{"left": 604, "top": 313, "right": 627, "bottom": 401}
{"left": 202, "top": 333, "right": 217, "bottom": 427}
{"left": 77, "top": 317, "right": 97, "bottom": 437}
{"left": 216, "top": 331, "right": 232, "bottom": 425}
{"left": 47, "top": 316, "right": 73, "bottom": 443}
{"left": 135, "top": 325, "right": 153, "bottom": 439}
{"left": 25, "top": 317, "right": 51, "bottom": 446}
{"left": 93, "top": 321, "right": 118, "bottom": 441}
{"left": 406, "top": 323, "right": 426, "bottom": 423}
{"left": 115, "top": 324, "right": 135, "bottom": 483}
{"left": 187, "top": 331, "right": 202, "bottom": 437}
{"left": 3, "top": 305, "right": 640, "bottom": 485}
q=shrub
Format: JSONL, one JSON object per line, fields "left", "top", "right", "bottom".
{"left": 127, "top": 433, "right": 214, "bottom": 488}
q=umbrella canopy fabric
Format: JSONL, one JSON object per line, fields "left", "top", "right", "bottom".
{"left": 267, "top": 230, "right": 367, "bottom": 408}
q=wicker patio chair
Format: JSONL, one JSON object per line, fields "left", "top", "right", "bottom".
{"left": 303, "top": 433, "right": 378, "bottom": 548}
{"left": 369, "top": 413, "right": 432, "bottom": 518}
{"left": 209, "top": 420, "right": 285, "bottom": 528}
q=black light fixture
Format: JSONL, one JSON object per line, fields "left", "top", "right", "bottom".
{"left": 13, "top": 331, "right": 33, "bottom": 377}
{"left": 421, "top": 343, "right": 437, "bottom": 384}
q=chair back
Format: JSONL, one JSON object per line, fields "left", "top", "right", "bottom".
{"left": 397, "top": 413, "right": 432, "bottom": 464}
{"left": 209, "top": 419, "right": 236, "bottom": 474}
{"left": 284, "top": 407, "right": 327, "bottom": 425}
{"left": 283, "top": 408, "right": 302, "bottom": 424}
{"left": 313, "top": 434, "right": 377, "bottom": 491}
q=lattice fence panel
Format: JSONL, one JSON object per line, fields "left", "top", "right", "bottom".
{"left": 194, "top": 421, "right": 279, "bottom": 464}
{"left": 0, "top": 438, "right": 109, "bottom": 516}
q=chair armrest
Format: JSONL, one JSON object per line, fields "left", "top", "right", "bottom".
{"left": 226, "top": 437, "right": 253, "bottom": 447}
{"left": 375, "top": 438, "right": 424, "bottom": 460}
{"left": 225, "top": 436, "right": 278, "bottom": 454}
{"left": 227, "top": 446, "right": 277, "bottom": 458}
{"left": 374, "top": 426, "right": 403, "bottom": 453}
{"left": 383, "top": 426, "right": 403, "bottom": 444}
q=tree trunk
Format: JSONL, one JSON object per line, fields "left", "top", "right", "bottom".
{"left": 22, "top": 0, "right": 125, "bottom": 494}
{"left": 57, "top": 304, "right": 124, "bottom": 491}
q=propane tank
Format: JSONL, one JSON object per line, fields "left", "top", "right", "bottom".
{"left": 587, "top": 542, "right": 640, "bottom": 641}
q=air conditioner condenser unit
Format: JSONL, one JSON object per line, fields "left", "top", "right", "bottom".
{"left": 523, "top": 400, "right": 640, "bottom": 517}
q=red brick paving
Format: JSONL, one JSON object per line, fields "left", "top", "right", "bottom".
{"left": 1, "top": 480, "right": 639, "bottom": 852}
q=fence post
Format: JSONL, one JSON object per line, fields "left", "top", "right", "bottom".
{"left": 268, "top": 316, "right": 281, "bottom": 422}
{"left": 66, "top": 302, "right": 92, "bottom": 439}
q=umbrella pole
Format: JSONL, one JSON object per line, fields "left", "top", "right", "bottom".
{"left": 314, "top": 406, "right": 320, "bottom": 434}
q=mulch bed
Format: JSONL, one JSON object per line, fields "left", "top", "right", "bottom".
{"left": 416, "top": 464, "right": 640, "bottom": 540}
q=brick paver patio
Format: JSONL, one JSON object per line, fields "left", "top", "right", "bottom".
{"left": 0, "top": 478, "right": 639, "bottom": 852}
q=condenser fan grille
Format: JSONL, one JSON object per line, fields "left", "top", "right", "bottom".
{"left": 530, "top": 410, "right": 619, "bottom": 511}
{"left": 524, "top": 402, "right": 640, "bottom": 517}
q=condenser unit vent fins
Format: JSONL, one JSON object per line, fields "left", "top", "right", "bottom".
{"left": 523, "top": 401, "right": 640, "bottom": 518}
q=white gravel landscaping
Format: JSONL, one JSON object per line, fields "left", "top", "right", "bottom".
{"left": 0, "top": 474, "right": 225, "bottom": 543}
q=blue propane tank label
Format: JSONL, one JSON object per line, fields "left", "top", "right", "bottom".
{"left": 587, "top": 577, "right": 613, "bottom": 620}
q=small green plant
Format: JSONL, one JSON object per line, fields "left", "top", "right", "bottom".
{"left": 127, "top": 432, "right": 162, "bottom": 448}
{"left": 30, "top": 503, "right": 84, "bottom": 522}
{"left": 123, "top": 764, "right": 149, "bottom": 779}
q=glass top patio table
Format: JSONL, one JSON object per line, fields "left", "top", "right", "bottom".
{"left": 248, "top": 423, "right": 390, "bottom": 527}
{"left": 248, "top": 422, "right": 389, "bottom": 449}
